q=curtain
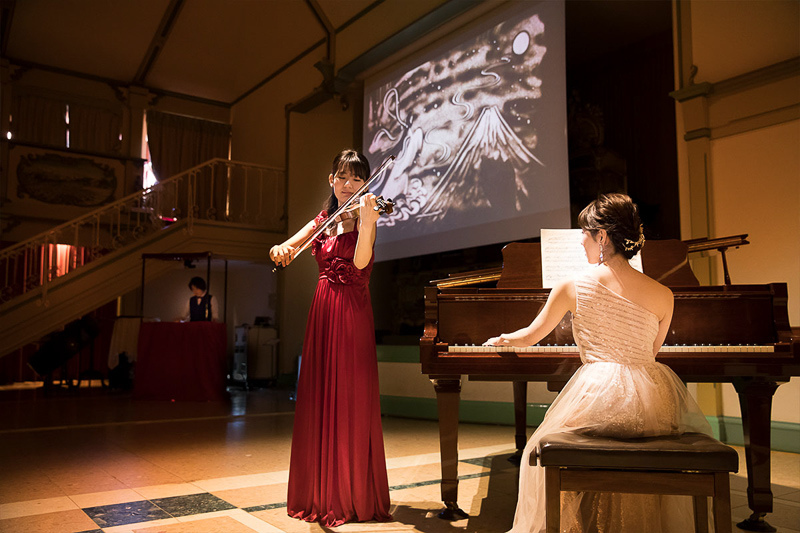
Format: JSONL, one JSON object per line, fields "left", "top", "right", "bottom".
{"left": 11, "top": 94, "right": 67, "bottom": 146}
{"left": 69, "top": 103, "right": 122, "bottom": 154}
{"left": 146, "top": 110, "right": 230, "bottom": 180}
{"left": 146, "top": 110, "right": 231, "bottom": 220}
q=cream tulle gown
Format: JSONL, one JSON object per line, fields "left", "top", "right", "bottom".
{"left": 509, "top": 273, "right": 712, "bottom": 533}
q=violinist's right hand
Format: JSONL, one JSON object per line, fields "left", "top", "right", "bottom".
{"left": 270, "top": 244, "right": 296, "bottom": 268}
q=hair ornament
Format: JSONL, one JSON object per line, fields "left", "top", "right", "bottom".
{"left": 623, "top": 225, "right": 645, "bottom": 251}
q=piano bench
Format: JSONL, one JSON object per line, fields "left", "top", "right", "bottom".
{"left": 535, "top": 432, "right": 739, "bottom": 533}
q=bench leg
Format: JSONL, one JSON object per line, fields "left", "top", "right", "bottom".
{"left": 713, "top": 472, "right": 733, "bottom": 533}
{"left": 545, "top": 467, "right": 561, "bottom": 533}
{"left": 693, "top": 496, "right": 709, "bottom": 533}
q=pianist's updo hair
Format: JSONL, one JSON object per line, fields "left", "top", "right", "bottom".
{"left": 323, "top": 149, "right": 371, "bottom": 215}
{"left": 578, "top": 193, "right": 644, "bottom": 260}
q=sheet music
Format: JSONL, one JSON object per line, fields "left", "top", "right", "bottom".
{"left": 541, "top": 229, "right": 642, "bottom": 288}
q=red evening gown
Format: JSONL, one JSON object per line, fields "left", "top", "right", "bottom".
{"left": 286, "top": 211, "right": 392, "bottom": 527}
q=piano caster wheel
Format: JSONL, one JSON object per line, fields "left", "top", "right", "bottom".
{"left": 737, "top": 512, "right": 777, "bottom": 532}
{"left": 438, "top": 501, "right": 469, "bottom": 520}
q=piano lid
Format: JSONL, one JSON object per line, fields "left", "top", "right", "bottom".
{"left": 431, "top": 235, "right": 750, "bottom": 290}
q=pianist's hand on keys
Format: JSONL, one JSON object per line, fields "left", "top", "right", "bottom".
{"left": 483, "top": 335, "right": 508, "bottom": 347}
{"left": 455, "top": 344, "right": 579, "bottom": 353}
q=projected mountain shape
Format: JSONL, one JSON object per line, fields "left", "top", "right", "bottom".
{"left": 420, "top": 105, "right": 543, "bottom": 221}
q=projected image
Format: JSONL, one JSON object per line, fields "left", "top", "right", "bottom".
{"left": 364, "top": 2, "right": 568, "bottom": 261}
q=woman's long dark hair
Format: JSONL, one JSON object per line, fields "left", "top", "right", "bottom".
{"left": 323, "top": 149, "right": 371, "bottom": 214}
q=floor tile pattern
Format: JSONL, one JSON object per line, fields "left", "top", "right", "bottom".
{"left": 82, "top": 500, "right": 171, "bottom": 528}
{"left": 0, "top": 385, "right": 797, "bottom": 532}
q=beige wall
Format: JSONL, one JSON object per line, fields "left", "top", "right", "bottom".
{"left": 709, "top": 121, "right": 800, "bottom": 315}
{"left": 128, "top": 260, "right": 276, "bottom": 354}
{"left": 137, "top": 261, "right": 274, "bottom": 326}
{"left": 674, "top": 0, "right": 800, "bottom": 423}
{"left": 280, "top": 100, "right": 355, "bottom": 373}
{"left": 229, "top": 51, "right": 324, "bottom": 167}
{"left": 690, "top": 0, "right": 799, "bottom": 83}
{"left": 707, "top": 123, "right": 800, "bottom": 425}
{"left": 227, "top": 40, "right": 356, "bottom": 376}
{"left": 228, "top": 0, "right": 457, "bottom": 169}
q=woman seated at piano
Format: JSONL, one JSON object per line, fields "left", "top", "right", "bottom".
{"left": 484, "top": 193, "right": 712, "bottom": 533}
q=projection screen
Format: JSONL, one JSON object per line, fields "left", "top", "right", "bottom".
{"left": 362, "top": 0, "right": 569, "bottom": 262}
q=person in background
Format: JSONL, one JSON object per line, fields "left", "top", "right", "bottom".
{"left": 178, "top": 276, "right": 219, "bottom": 322}
{"left": 270, "top": 149, "right": 392, "bottom": 527}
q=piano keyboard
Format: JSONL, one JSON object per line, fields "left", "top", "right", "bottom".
{"left": 660, "top": 345, "right": 774, "bottom": 352}
{"left": 448, "top": 345, "right": 775, "bottom": 353}
{"left": 449, "top": 345, "right": 578, "bottom": 353}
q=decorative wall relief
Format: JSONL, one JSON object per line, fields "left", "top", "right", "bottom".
{"left": 6, "top": 145, "right": 125, "bottom": 221}
{"left": 17, "top": 152, "right": 117, "bottom": 206}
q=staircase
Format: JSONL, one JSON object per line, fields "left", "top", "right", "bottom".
{"left": 0, "top": 159, "right": 286, "bottom": 357}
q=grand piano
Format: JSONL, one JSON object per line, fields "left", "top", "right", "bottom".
{"left": 420, "top": 236, "right": 799, "bottom": 530}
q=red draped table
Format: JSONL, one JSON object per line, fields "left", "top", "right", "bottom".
{"left": 134, "top": 322, "right": 228, "bottom": 401}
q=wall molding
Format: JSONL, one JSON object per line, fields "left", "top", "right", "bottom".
{"left": 376, "top": 344, "right": 419, "bottom": 363}
{"left": 670, "top": 81, "right": 713, "bottom": 103}
{"left": 672, "top": 56, "right": 800, "bottom": 141}
{"left": 714, "top": 56, "right": 800, "bottom": 98}
{"left": 379, "top": 395, "right": 549, "bottom": 428}
{"left": 711, "top": 104, "right": 800, "bottom": 140}
{"left": 684, "top": 127, "right": 711, "bottom": 141}
{"left": 671, "top": 57, "right": 800, "bottom": 103}
{"left": 708, "top": 416, "right": 800, "bottom": 454}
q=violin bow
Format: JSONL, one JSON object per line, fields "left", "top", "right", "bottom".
{"left": 273, "top": 155, "right": 395, "bottom": 271}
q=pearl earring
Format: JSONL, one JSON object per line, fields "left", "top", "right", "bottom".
{"left": 599, "top": 243, "right": 605, "bottom": 264}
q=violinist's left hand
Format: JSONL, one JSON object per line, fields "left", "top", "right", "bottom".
{"left": 358, "top": 193, "right": 380, "bottom": 227}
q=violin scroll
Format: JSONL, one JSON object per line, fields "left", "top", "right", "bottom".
{"left": 334, "top": 196, "right": 394, "bottom": 221}
{"left": 375, "top": 196, "right": 394, "bottom": 215}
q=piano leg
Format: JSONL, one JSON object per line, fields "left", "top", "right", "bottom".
{"left": 733, "top": 378, "right": 781, "bottom": 533}
{"left": 433, "top": 377, "right": 469, "bottom": 520}
{"left": 510, "top": 381, "right": 528, "bottom": 466}
{"left": 513, "top": 381, "right": 528, "bottom": 451}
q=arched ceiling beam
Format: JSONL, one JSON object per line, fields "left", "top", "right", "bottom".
{"left": 134, "top": 0, "right": 185, "bottom": 85}
{"left": 1, "top": 0, "right": 16, "bottom": 57}
{"left": 305, "top": 0, "right": 335, "bottom": 62}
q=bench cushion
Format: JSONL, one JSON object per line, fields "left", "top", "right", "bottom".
{"left": 536, "top": 432, "right": 739, "bottom": 472}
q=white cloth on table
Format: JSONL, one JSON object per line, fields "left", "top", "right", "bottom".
{"left": 108, "top": 318, "right": 141, "bottom": 368}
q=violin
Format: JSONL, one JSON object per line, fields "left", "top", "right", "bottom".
{"left": 272, "top": 155, "right": 396, "bottom": 272}
{"left": 324, "top": 196, "right": 395, "bottom": 236}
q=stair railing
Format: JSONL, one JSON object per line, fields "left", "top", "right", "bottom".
{"left": 0, "top": 158, "right": 285, "bottom": 306}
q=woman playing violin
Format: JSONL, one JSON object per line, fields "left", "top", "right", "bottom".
{"left": 270, "top": 149, "right": 392, "bottom": 527}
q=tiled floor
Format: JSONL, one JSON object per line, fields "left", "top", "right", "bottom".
{"left": 0, "top": 382, "right": 797, "bottom": 532}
